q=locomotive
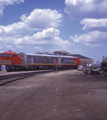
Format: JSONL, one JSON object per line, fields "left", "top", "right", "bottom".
{"left": 0, "top": 51, "right": 22, "bottom": 71}
{"left": 0, "top": 50, "right": 81, "bottom": 71}
{"left": 18, "top": 52, "right": 81, "bottom": 70}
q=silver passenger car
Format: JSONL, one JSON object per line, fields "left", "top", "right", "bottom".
{"left": 18, "top": 52, "right": 77, "bottom": 70}
{"left": 19, "top": 52, "right": 59, "bottom": 70}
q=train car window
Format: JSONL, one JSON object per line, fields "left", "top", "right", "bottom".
{"left": 49, "top": 57, "right": 53, "bottom": 62}
{"left": 67, "top": 59, "right": 69, "bottom": 62}
{"left": 70, "top": 59, "right": 72, "bottom": 63}
{"left": 44, "top": 57, "right": 47, "bottom": 61}
{"left": 68, "top": 59, "right": 71, "bottom": 62}
{"left": 0, "top": 54, "right": 12, "bottom": 57}
{"left": 50, "top": 58, "right": 53, "bottom": 61}
{"left": 27, "top": 58, "right": 30, "bottom": 61}
{"left": 37, "top": 57, "right": 39, "bottom": 61}
{"left": 61, "top": 58, "right": 64, "bottom": 63}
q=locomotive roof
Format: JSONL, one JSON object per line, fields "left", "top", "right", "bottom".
{"left": 0, "top": 51, "right": 4, "bottom": 53}
{"left": 3, "top": 51, "right": 18, "bottom": 54}
{"left": 19, "top": 52, "right": 58, "bottom": 57}
{"left": 59, "top": 55, "right": 74, "bottom": 58}
{"left": 19, "top": 52, "right": 74, "bottom": 58}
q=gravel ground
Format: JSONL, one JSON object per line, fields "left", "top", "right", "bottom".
{"left": 0, "top": 70, "right": 107, "bottom": 120}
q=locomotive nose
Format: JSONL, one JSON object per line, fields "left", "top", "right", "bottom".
{"left": 20, "top": 57, "right": 22, "bottom": 64}
{"left": 18, "top": 55, "right": 22, "bottom": 64}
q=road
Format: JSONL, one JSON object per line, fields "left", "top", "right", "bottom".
{"left": 0, "top": 70, "right": 107, "bottom": 120}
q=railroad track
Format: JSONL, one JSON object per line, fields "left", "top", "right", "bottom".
{"left": 0, "top": 70, "right": 53, "bottom": 86}
{"left": 0, "top": 68, "right": 73, "bottom": 86}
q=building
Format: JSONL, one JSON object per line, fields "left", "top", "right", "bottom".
{"left": 72, "top": 54, "right": 94, "bottom": 66}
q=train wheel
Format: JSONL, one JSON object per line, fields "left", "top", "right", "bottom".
{"left": 6, "top": 66, "right": 10, "bottom": 71}
{"left": 37, "top": 66, "right": 39, "bottom": 70}
{"left": 11, "top": 66, "right": 15, "bottom": 71}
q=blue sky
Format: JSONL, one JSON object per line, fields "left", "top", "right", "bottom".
{"left": 0, "top": 0, "right": 107, "bottom": 64}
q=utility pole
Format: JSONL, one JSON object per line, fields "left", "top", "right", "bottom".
{"left": 96, "top": 61, "right": 98, "bottom": 66}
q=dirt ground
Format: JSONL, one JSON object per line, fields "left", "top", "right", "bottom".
{"left": 0, "top": 70, "right": 107, "bottom": 120}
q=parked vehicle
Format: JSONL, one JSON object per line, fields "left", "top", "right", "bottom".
{"left": 91, "top": 68, "right": 99, "bottom": 75}
{"left": 77, "top": 65, "right": 84, "bottom": 71}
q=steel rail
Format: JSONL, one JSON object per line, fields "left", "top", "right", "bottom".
{"left": 0, "top": 70, "right": 53, "bottom": 86}
{"left": 0, "top": 68, "right": 74, "bottom": 86}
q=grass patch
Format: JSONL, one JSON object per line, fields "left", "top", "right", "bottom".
{"left": 97, "top": 82, "right": 105, "bottom": 84}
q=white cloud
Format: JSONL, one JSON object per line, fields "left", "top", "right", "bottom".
{"left": 33, "top": 28, "right": 60, "bottom": 40}
{"left": 0, "top": 7, "right": 69, "bottom": 52}
{"left": 81, "top": 19, "right": 107, "bottom": 32}
{"left": 0, "top": 22, "right": 29, "bottom": 35}
{"left": 70, "top": 31, "right": 107, "bottom": 46}
{"left": 74, "top": 48, "right": 81, "bottom": 51}
{"left": 65, "top": 0, "right": 107, "bottom": 18}
{"left": 25, "top": 9, "right": 63, "bottom": 29}
{"left": 0, "top": 9, "right": 63, "bottom": 35}
{"left": 0, "top": 0, "right": 24, "bottom": 17}
{"left": 0, "top": 28, "right": 73, "bottom": 51}
{"left": 34, "top": 46, "right": 42, "bottom": 51}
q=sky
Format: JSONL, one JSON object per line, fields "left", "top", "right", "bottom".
{"left": 0, "top": 0, "right": 107, "bottom": 64}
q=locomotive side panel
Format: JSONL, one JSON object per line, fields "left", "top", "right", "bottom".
{"left": 22, "top": 54, "right": 59, "bottom": 69}
{"left": 26, "top": 55, "right": 31, "bottom": 65}
{"left": 19, "top": 53, "right": 26, "bottom": 66}
{"left": 0, "top": 51, "right": 22, "bottom": 71}
{"left": 0, "top": 52, "right": 22, "bottom": 66}
{"left": 58, "top": 56, "right": 77, "bottom": 69}
{"left": 0, "top": 53, "right": 12, "bottom": 65}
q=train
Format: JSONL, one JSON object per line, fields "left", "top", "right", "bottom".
{"left": 0, "top": 50, "right": 81, "bottom": 71}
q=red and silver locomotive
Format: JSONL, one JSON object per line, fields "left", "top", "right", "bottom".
{"left": 0, "top": 51, "right": 22, "bottom": 71}
{"left": 18, "top": 51, "right": 81, "bottom": 70}
{"left": 0, "top": 50, "right": 81, "bottom": 71}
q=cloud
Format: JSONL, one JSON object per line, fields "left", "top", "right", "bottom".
{"left": 33, "top": 28, "right": 60, "bottom": 40}
{"left": 0, "top": 9, "right": 63, "bottom": 36}
{"left": 34, "top": 46, "right": 42, "bottom": 51}
{"left": 23, "top": 9, "right": 63, "bottom": 29}
{"left": 0, "top": 0, "right": 24, "bottom": 18}
{"left": 0, "top": 28, "right": 73, "bottom": 51}
{"left": 0, "top": 22, "right": 29, "bottom": 35}
{"left": 65, "top": 0, "right": 107, "bottom": 48}
{"left": 0, "top": 8, "right": 66, "bottom": 52}
{"left": 70, "top": 31, "right": 107, "bottom": 46}
{"left": 65, "top": 0, "right": 107, "bottom": 18}
{"left": 74, "top": 48, "right": 81, "bottom": 51}
{"left": 81, "top": 19, "right": 107, "bottom": 32}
